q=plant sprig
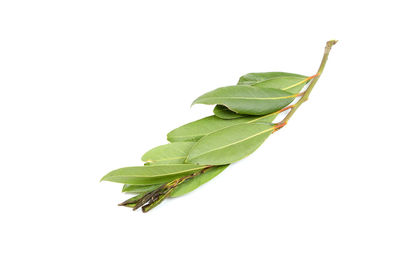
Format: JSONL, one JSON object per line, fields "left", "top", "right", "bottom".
{"left": 101, "top": 40, "right": 337, "bottom": 212}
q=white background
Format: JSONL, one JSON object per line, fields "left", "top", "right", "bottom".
{"left": 1, "top": 1, "right": 399, "bottom": 266}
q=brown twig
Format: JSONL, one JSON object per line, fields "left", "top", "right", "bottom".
{"left": 119, "top": 166, "right": 214, "bottom": 212}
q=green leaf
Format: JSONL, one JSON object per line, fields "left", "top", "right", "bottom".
{"left": 238, "top": 72, "right": 307, "bottom": 85}
{"left": 192, "top": 85, "right": 297, "bottom": 115}
{"left": 253, "top": 76, "right": 309, "bottom": 94}
{"left": 213, "top": 74, "right": 308, "bottom": 119}
{"left": 213, "top": 105, "right": 246, "bottom": 119}
{"left": 101, "top": 164, "right": 206, "bottom": 185}
{"left": 170, "top": 165, "right": 229, "bottom": 197}
{"left": 141, "top": 142, "right": 196, "bottom": 165}
{"left": 167, "top": 114, "right": 276, "bottom": 142}
{"left": 122, "top": 184, "right": 161, "bottom": 193}
{"left": 186, "top": 123, "right": 274, "bottom": 165}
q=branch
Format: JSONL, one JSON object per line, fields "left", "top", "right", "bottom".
{"left": 274, "top": 40, "right": 338, "bottom": 130}
{"left": 119, "top": 166, "right": 213, "bottom": 212}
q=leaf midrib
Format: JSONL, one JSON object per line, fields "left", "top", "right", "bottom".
{"left": 107, "top": 166, "right": 204, "bottom": 178}
{"left": 251, "top": 75, "right": 306, "bottom": 87}
{"left": 188, "top": 126, "right": 274, "bottom": 161}
{"left": 197, "top": 95, "right": 296, "bottom": 101}
{"left": 144, "top": 156, "right": 186, "bottom": 163}
{"left": 169, "top": 113, "right": 277, "bottom": 140}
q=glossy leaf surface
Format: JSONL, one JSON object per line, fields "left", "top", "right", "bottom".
{"left": 238, "top": 72, "right": 306, "bottom": 85}
{"left": 186, "top": 123, "right": 274, "bottom": 165}
{"left": 141, "top": 142, "right": 196, "bottom": 165}
{"left": 213, "top": 105, "right": 246, "bottom": 119}
{"left": 167, "top": 115, "right": 276, "bottom": 142}
{"left": 192, "top": 85, "right": 296, "bottom": 115}
{"left": 101, "top": 164, "right": 206, "bottom": 185}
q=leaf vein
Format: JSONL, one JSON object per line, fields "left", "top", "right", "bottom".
{"left": 108, "top": 166, "right": 204, "bottom": 178}
{"left": 189, "top": 126, "right": 274, "bottom": 160}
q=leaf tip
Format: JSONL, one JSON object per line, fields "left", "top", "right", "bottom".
{"left": 191, "top": 96, "right": 203, "bottom": 107}
{"left": 100, "top": 172, "right": 113, "bottom": 182}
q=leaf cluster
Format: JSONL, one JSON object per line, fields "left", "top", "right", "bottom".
{"left": 101, "top": 40, "right": 338, "bottom": 212}
{"left": 102, "top": 71, "right": 313, "bottom": 212}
